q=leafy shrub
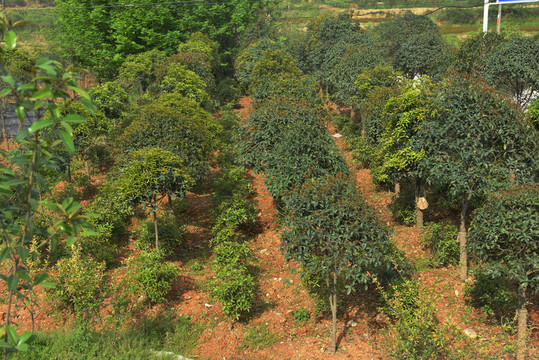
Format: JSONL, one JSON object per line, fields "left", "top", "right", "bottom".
{"left": 421, "top": 221, "right": 458, "bottom": 267}
{"left": 213, "top": 197, "right": 257, "bottom": 233}
{"left": 349, "top": 135, "right": 376, "bottom": 168}
{"left": 291, "top": 307, "right": 311, "bottom": 323}
{"left": 214, "top": 78, "right": 240, "bottom": 107}
{"left": 210, "top": 226, "right": 243, "bottom": 248}
{"left": 212, "top": 166, "right": 253, "bottom": 205}
{"left": 241, "top": 323, "right": 279, "bottom": 350}
{"left": 136, "top": 213, "right": 183, "bottom": 254}
{"left": 125, "top": 250, "right": 178, "bottom": 303}
{"left": 51, "top": 247, "right": 106, "bottom": 320}
{"left": 381, "top": 279, "right": 456, "bottom": 360}
{"left": 464, "top": 268, "right": 518, "bottom": 321}
{"left": 211, "top": 265, "right": 255, "bottom": 320}
{"left": 388, "top": 187, "right": 416, "bottom": 225}
{"left": 213, "top": 241, "right": 251, "bottom": 268}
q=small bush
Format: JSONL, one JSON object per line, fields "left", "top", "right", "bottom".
{"left": 388, "top": 188, "right": 416, "bottom": 225}
{"left": 349, "top": 135, "right": 376, "bottom": 168}
{"left": 51, "top": 247, "right": 106, "bottom": 320}
{"left": 211, "top": 265, "right": 255, "bottom": 320}
{"left": 213, "top": 197, "right": 257, "bottom": 233}
{"left": 212, "top": 166, "right": 253, "bottom": 204}
{"left": 136, "top": 213, "right": 183, "bottom": 254}
{"left": 291, "top": 307, "right": 310, "bottom": 323}
{"left": 421, "top": 222, "right": 458, "bottom": 267}
{"left": 464, "top": 268, "right": 518, "bottom": 321}
{"left": 242, "top": 323, "right": 279, "bottom": 350}
{"left": 213, "top": 241, "right": 251, "bottom": 268}
{"left": 210, "top": 226, "right": 243, "bottom": 247}
{"left": 124, "top": 249, "right": 178, "bottom": 303}
{"left": 382, "top": 279, "right": 455, "bottom": 360}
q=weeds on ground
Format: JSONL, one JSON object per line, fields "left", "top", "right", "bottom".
{"left": 241, "top": 323, "right": 279, "bottom": 350}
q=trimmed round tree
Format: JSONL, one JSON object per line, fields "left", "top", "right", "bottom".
{"left": 118, "top": 101, "right": 216, "bottom": 185}
{"left": 115, "top": 147, "right": 193, "bottom": 250}
{"left": 281, "top": 174, "right": 396, "bottom": 353}
{"left": 484, "top": 36, "right": 539, "bottom": 109}
{"left": 419, "top": 74, "right": 537, "bottom": 280}
{"left": 468, "top": 185, "right": 539, "bottom": 360}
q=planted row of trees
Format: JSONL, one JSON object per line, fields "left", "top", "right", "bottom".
{"left": 284, "top": 13, "right": 537, "bottom": 359}
{"left": 235, "top": 34, "right": 402, "bottom": 353}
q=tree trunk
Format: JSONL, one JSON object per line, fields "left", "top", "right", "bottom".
{"left": 67, "top": 161, "right": 72, "bottom": 183}
{"left": 394, "top": 182, "right": 400, "bottom": 195}
{"left": 350, "top": 108, "right": 360, "bottom": 123}
{"left": 331, "top": 272, "right": 338, "bottom": 353}
{"left": 458, "top": 196, "right": 470, "bottom": 281}
{"left": 517, "top": 288, "right": 528, "bottom": 360}
{"left": 167, "top": 193, "right": 173, "bottom": 210}
{"left": 415, "top": 178, "right": 423, "bottom": 229}
{"left": 154, "top": 212, "right": 159, "bottom": 251}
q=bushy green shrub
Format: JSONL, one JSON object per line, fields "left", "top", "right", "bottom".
{"left": 211, "top": 265, "right": 255, "bottom": 320}
{"left": 382, "top": 279, "right": 455, "bottom": 360}
{"left": 464, "top": 268, "right": 519, "bottom": 321}
{"left": 136, "top": 213, "right": 183, "bottom": 254}
{"left": 51, "top": 247, "right": 106, "bottom": 320}
{"left": 213, "top": 197, "right": 257, "bottom": 233}
{"left": 212, "top": 166, "right": 253, "bottom": 204}
{"left": 210, "top": 226, "right": 243, "bottom": 248}
{"left": 421, "top": 222, "right": 458, "bottom": 267}
{"left": 388, "top": 187, "right": 416, "bottom": 225}
{"left": 213, "top": 241, "right": 251, "bottom": 268}
{"left": 125, "top": 250, "right": 178, "bottom": 303}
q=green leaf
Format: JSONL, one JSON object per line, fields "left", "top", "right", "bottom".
{"left": 40, "top": 201, "right": 58, "bottom": 212}
{"left": 16, "top": 246, "right": 29, "bottom": 263}
{"left": 0, "top": 88, "right": 12, "bottom": 97}
{"left": 7, "top": 274, "right": 18, "bottom": 291}
{"left": 18, "top": 332, "right": 37, "bottom": 346}
{"left": 4, "top": 31, "right": 16, "bottom": 50}
{"left": 62, "top": 114, "right": 86, "bottom": 124}
{"left": 0, "top": 247, "right": 10, "bottom": 263}
{"left": 1, "top": 76, "right": 14, "bottom": 87}
{"left": 57, "top": 129, "right": 74, "bottom": 154}
{"left": 30, "top": 88, "right": 54, "bottom": 101}
{"left": 15, "top": 105, "right": 25, "bottom": 122}
{"left": 66, "top": 236, "right": 77, "bottom": 247}
{"left": 33, "top": 273, "right": 48, "bottom": 285}
{"left": 39, "top": 281, "right": 55, "bottom": 289}
{"left": 28, "top": 119, "right": 54, "bottom": 134}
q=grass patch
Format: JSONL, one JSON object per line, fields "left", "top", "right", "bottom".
{"left": 439, "top": 25, "right": 477, "bottom": 34}
{"left": 242, "top": 323, "right": 279, "bottom": 350}
{"left": 13, "top": 314, "right": 204, "bottom": 360}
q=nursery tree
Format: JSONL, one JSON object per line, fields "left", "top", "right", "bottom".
{"left": 114, "top": 147, "right": 192, "bottom": 250}
{"left": 89, "top": 81, "right": 130, "bottom": 120}
{"left": 323, "top": 34, "right": 386, "bottom": 121}
{"left": 484, "top": 36, "right": 539, "bottom": 109}
{"left": 0, "top": 18, "right": 95, "bottom": 356}
{"left": 372, "top": 76, "right": 436, "bottom": 227}
{"left": 419, "top": 74, "right": 537, "bottom": 280}
{"left": 281, "top": 174, "right": 395, "bottom": 353}
{"left": 116, "top": 49, "right": 167, "bottom": 95}
{"left": 454, "top": 32, "right": 506, "bottom": 75}
{"left": 468, "top": 185, "right": 539, "bottom": 360}
{"left": 393, "top": 31, "right": 449, "bottom": 80}
{"left": 119, "top": 101, "right": 216, "bottom": 184}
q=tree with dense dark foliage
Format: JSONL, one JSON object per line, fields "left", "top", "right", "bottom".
{"left": 281, "top": 174, "right": 395, "bottom": 353}
{"left": 118, "top": 101, "right": 217, "bottom": 184}
{"left": 483, "top": 35, "right": 539, "bottom": 109}
{"left": 419, "top": 74, "right": 537, "bottom": 280}
{"left": 469, "top": 185, "right": 539, "bottom": 360}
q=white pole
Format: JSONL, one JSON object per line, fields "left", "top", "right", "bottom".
{"left": 497, "top": 4, "right": 502, "bottom": 33}
{"left": 483, "top": 0, "right": 491, "bottom": 33}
